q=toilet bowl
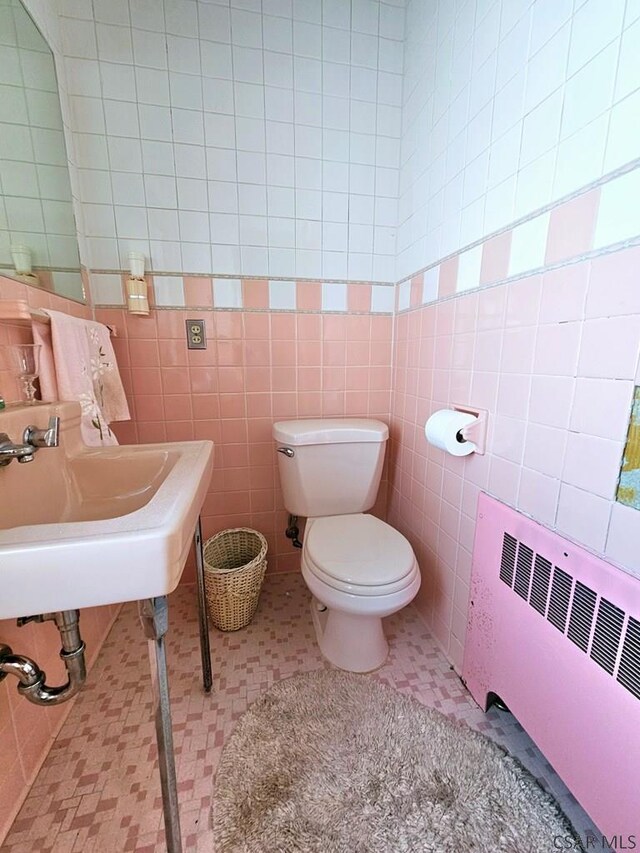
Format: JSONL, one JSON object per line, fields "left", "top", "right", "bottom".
{"left": 302, "top": 514, "right": 421, "bottom": 672}
{"left": 273, "top": 418, "right": 421, "bottom": 672}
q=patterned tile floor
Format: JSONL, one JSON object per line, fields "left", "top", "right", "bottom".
{"left": 3, "top": 574, "right": 596, "bottom": 852}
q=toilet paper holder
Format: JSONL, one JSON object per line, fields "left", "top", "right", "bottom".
{"left": 452, "top": 404, "right": 488, "bottom": 455}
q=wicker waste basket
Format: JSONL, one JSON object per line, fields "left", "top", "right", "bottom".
{"left": 203, "top": 528, "right": 268, "bottom": 631}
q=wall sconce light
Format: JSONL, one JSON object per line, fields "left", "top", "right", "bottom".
{"left": 125, "top": 251, "right": 149, "bottom": 315}
{"left": 10, "top": 243, "right": 39, "bottom": 285}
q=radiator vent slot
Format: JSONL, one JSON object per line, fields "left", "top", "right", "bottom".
{"left": 514, "top": 544, "right": 533, "bottom": 600}
{"left": 500, "top": 533, "right": 517, "bottom": 587}
{"left": 497, "top": 530, "right": 640, "bottom": 704}
{"left": 590, "top": 598, "right": 625, "bottom": 675}
{"left": 618, "top": 617, "right": 640, "bottom": 700}
{"left": 548, "top": 568, "right": 572, "bottom": 633}
{"left": 567, "top": 582, "right": 597, "bottom": 652}
{"left": 530, "top": 555, "right": 552, "bottom": 616}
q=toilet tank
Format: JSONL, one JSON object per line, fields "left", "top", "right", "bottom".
{"left": 273, "top": 418, "right": 388, "bottom": 517}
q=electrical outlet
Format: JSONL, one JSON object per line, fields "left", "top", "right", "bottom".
{"left": 186, "top": 319, "right": 206, "bottom": 349}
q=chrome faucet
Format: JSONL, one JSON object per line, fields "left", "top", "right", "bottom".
{"left": 23, "top": 416, "right": 59, "bottom": 448}
{"left": 0, "top": 416, "right": 60, "bottom": 466}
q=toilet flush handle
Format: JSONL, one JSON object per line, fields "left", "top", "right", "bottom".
{"left": 277, "top": 446, "right": 295, "bottom": 458}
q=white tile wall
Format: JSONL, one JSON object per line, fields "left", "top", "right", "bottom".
{"left": 153, "top": 274, "right": 186, "bottom": 306}
{"left": 321, "top": 280, "right": 347, "bottom": 312}
{"left": 593, "top": 167, "right": 640, "bottom": 249}
{"left": 456, "top": 244, "right": 482, "bottom": 292}
{"left": 397, "top": 0, "right": 640, "bottom": 280}
{"left": 213, "top": 276, "right": 241, "bottom": 308}
{"left": 396, "top": 278, "right": 410, "bottom": 311}
{"left": 422, "top": 266, "right": 439, "bottom": 302}
{"left": 370, "top": 282, "right": 394, "bottom": 312}
{"left": 507, "top": 211, "right": 550, "bottom": 277}
{"left": 50, "top": 0, "right": 404, "bottom": 281}
{"left": 17, "top": 0, "right": 640, "bottom": 289}
{"left": 268, "top": 278, "right": 296, "bottom": 310}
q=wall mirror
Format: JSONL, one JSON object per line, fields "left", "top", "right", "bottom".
{"left": 0, "top": 0, "right": 84, "bottom": 302}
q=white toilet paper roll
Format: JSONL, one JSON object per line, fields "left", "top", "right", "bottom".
{"left": 425, "top": 409, "right": 477, "bottom": 456}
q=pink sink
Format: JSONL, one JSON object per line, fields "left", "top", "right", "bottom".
{"left": 0, "top": 401, "right": 213, "bottom": 619}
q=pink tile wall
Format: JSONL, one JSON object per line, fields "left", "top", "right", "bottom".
{"left": 2, "top": 271, "right": 393, "bottom": 582}
{"left": 0, "top": 276, "right": 120, "bottom": 843}
{"left": 95, "top": 306, "right": 393, "bottom": 577}
{"left": 388, "top": 243, "right": 640, "bottom": 673}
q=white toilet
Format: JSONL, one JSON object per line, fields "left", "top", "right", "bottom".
{"left": 273, "top": 418, "right": 421, "bottom": 673}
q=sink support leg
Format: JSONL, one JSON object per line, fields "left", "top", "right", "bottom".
{"left": 194, "top": 516, "right": 213, "bottom": 693}
{"left": 139, "top": 597, "right": 183, "bottom": 853}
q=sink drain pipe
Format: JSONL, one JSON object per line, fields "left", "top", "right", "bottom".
{"left": 0, "top": 610, "right": 86, "bottom": 705}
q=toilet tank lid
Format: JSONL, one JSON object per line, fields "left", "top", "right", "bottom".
{"left": 273, "top": 418, "right": 389, "bottom": 446}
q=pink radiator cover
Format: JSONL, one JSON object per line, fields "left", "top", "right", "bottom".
{"left": 463, "top": 493, "right": 640, "bottom": 838}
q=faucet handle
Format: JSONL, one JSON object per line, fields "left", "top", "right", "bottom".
{"left": 46, "top": 415, "right": 60, "bottom": 447}
{"left": 23, "top": 416, "right": 60, "bottom": 448}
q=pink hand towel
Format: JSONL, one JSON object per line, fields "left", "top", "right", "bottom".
{"left": 33, "top": 310, "right": 131, "bottom": 446}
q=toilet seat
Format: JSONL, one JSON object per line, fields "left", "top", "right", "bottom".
{"left": 304, "top": 514, "right": 417, "bottom": 596}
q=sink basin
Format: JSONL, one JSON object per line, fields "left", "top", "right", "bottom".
{"left": 0, "top": 401, "right": 214, "bottom": 619}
